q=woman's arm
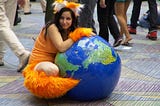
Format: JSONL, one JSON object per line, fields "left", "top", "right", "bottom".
{"left": 47, "top": 24, "right": 74, "bottom": 52}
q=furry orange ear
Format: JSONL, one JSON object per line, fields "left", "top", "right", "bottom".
{"left": 23, "top": 64, "right": 80, "bottom": 99}
{"left": 53, "top": 0, "right": 84, "bottom": 16}
{"left": 65, "top": 2, "right": 84, "bottom": 16}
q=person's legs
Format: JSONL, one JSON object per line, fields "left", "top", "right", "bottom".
{"left": 146, "top": 0, "right": 158, "bottom": 40}
{"left": 115, "top": 1, "right": 132, "bottom": 44}
{"left": 130, "top": 0, "right": 142, "bottom": 28}
{"left": 124, "top": 0, "right": 130, "bottom": 22}
{"left": 0, "top": 0, "right": 30, "bottom": 71}
{"left": 128, "top": 0, "right": 142, "bottom": 34}
{"left": 5, "top": 0, "right": 17, "bottom": 26}
{"left": 108, "top": 0, "right": 122, "bottom": 47}
{"left": 78, "top": 0, "right": 97, "bottom": 33}
{"left": 14, "top": 5, "right": 21, "bottom": 26}
{"left": 40, "top": 0, "right": 46, "bottom": 12}
{"left": 23, "top": 0, "right": 31, "bottom": 15}
{"left": 0, "top": 0, "right": 17, "bottom": 66}
{"left": 108, "top": 15, "right": 122, "bottom": 40}
{"left": 115, "top": 2, "right": 124, "bottom": 35}
{"left": 97, "top": 0, "right": 109, "bottom": 41}
{"left": 148, "top": 0, "right": 157, "bottom": 32}
{"left": 45, "top": 0, "right": 54, "bottom": 24}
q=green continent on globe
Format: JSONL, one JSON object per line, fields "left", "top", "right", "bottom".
{"left": 55, "top": 53, "right": 79, "bottom": 76}
{"left": 81, "top": 39, "right": 116, "bottom": 69}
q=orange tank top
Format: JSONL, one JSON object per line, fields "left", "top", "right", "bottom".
{"left": 29, "top": 29, "right": 58, "bottom": 64}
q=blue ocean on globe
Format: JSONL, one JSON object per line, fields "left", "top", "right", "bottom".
{"left": 55, "top": 35, "right": 121, "bottom": 101}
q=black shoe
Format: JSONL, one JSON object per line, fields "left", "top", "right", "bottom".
{"left": 0, "top": 63, "right": 4, "bottom": 66}
{"left": 121, "top": 42, "right": 132, "bottom": 47}
{"left": 30, "top": 0, "right": 36, "bottom": 2}
{"left": 24, "top": 12, "right": 32, "bottom": 15}
{"left": 0, "top": 60, "right": 4, "bottom": 66}
{"left": 113, "top": 37, "right": 123, "bottom": 47}
{"left": 14, "top": 17, "right": 21, "bottom": 26}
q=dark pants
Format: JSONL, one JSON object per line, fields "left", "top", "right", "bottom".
{"left": 78, "top": 0, "right": 97, "bottom": 33}
{"left": 97, "top": 0, "right": 120, "bottom": 42}
{"left": 130, "top": 0, "right": 157, "bottom": 31}
{"left": 14, "top": 5, "right": 19, "bottom": 25}
{"left": 45, "top": 0, "right": 55, "bottom": 24}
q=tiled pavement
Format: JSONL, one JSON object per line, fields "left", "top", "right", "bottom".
{"left": 0, "top": 1, "right": 160, "bottom": 106}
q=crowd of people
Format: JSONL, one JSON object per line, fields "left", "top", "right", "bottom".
{"left": 0, "top": 0, "right": 158, "bottom": 73}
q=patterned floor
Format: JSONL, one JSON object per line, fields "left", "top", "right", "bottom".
{"left": 0, "top": 1, "right": 160, "bottom": 106}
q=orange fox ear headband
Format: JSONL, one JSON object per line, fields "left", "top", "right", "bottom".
{"left": 52, "top": 0, "right": 84, "bottom": 16}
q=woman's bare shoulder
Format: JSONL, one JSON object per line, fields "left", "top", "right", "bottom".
{"left": 47, "top": 24, "right": 59, "bottom": 35}
{"left": 48, "top": 24, "right": 58, "bottom": 30}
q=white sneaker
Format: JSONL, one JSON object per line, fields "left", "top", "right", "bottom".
{"left": 17, "top": 51, "right": 30, "bottom": 72}
{"left": 0, "top": 58, "right": 4, "bottom": 66}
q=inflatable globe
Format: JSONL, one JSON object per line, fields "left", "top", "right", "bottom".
{"left": 55, "top": 35, "right": 121, "bottom": 101}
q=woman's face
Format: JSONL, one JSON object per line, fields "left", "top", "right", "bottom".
{"left": 59, "top": 11, "right": 72, "bottom": 30}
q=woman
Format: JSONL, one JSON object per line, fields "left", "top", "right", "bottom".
{"left": 114, "top": 0, "right": 132, "bottom": 46}
{"left": 23, "top": 1, "right": 95, "bottom": 99}
{"left": 45, "top": 0, "right": 78, "bottom": 24}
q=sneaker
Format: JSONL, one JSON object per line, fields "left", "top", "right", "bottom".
{"left": 0, "top": 58, "right": 4, "bottom": 66}
{"left": 17, "top": 51, "right": 30, "bottom": 72}
{"left": 146, "top": 31, "right": 157, "bottom": 40}
{"left": 113, "top": 37, "right": 123, "bottom": 47}
{"left": 128, "top": 25, "right": 137, "bottom": 34}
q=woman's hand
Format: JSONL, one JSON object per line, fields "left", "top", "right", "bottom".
{"left": 90, "top": 32, "right": 96, "bottom": 36}
{"left": 100, "top": 0, "right": 106, "bottom": 8}
{"left": 69, "top": 28, "right": 95, "bottom": 42}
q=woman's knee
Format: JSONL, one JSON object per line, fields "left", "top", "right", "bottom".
{"left": 34, "top": 62, "right": 59, "bottom": 76}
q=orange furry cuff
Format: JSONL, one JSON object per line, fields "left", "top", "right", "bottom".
{"left": 69, "top": 27, "right": 92, "bottom": 42}
{"left": 23, "top": 64, "right": 79, "bottom": 99}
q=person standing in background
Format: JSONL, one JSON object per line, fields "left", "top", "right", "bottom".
{"left": 128, "top": 0, "right": 158, "bottom": 40}
{"left": 23, "top": 0, "right": 46, "bottom": 15}
{"left": 78, "top": 0, "right": 97, "bottom": 34}
{"left": 114, "top": 0, "right": 132, "bottom": 46}
{"left": 97, "top": 0, "right": 122, "bottom": 47}
{"left": 23, "top": 0, "right": 32, "bottom": 15}
{"left": 0, "top": 0, "right": 30, "bottom": 72}
{"left": 14, "top": 5, "right": 21, "bottom": 26}
{"left": 45, "top": 0, "right": 55, "bottom": 24}
{"left": 40, "top": 0, "right": 46, "bottom": 13}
